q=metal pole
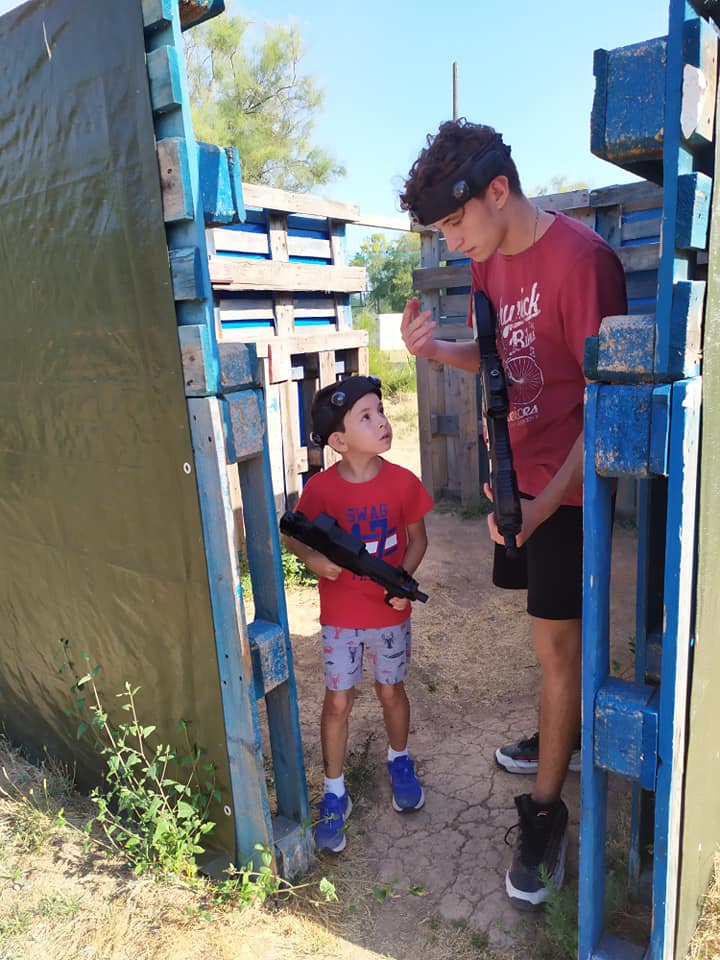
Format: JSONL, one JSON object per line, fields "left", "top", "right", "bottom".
{"left": 452, "top": 62, "right": 459, "bottom": 120}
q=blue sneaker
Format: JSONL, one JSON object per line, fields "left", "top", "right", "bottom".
{"left": 314, "top": 792, "right": 352, "bottom": 852}
{"left": 387, "top": 755, "right": 425, "bottom": 812}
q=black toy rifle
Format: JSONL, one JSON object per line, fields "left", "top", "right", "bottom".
{"left": 473, "top": 290, "right": 523, "bottom": 557}
{"left": 279, "top": 510, "right": 428, "bottom": 604}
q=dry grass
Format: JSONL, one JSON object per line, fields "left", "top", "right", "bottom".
{"left": 687, "top": 855, "right": 720, "bottom": 959}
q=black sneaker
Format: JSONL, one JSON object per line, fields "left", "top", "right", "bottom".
{"left": 495, "top": 732, "right": 581, "bottom": 774}
{"left": 504, "top": 793, "right": 568, "bottom": 909}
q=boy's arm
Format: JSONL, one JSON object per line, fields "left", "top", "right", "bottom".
{"left": 280, "top": 533, "right": 343, "bottom": 581}
{"left": 402, "top": 518, "right": 429, "bottom": 575}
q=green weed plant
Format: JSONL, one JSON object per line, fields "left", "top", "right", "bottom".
{"left": 58, "top": 645, "right": 218, "bottom": 879}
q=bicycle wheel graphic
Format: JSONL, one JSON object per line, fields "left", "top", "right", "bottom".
{"left": 505, "top": 355, "right": 544, "bottom": 405}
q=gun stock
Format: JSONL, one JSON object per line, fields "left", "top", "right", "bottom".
{"left": 279, "top": 510, "right": 428, "bottom": 604}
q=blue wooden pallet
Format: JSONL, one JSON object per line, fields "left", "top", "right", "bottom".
{"left": 141, "top": 0, "right": 312, "bottom": 877}
{"left": 580, "top": 1, "right": 712, "bottom": 956}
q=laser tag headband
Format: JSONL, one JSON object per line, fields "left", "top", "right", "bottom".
{"left": 310, "top": 375, "right": 382, "bottom": 446}
{"left": 409, "top": 134, "right": 512, "bottom": 227}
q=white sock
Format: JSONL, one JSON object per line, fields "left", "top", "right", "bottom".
{"left": 324, "top": 774, "right": 345, "bottom": 798}
{"left": 388, "top": 746, "right": 409, "bottom": 762}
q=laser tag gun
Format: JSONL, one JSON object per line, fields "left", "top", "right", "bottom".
{"left": 279, "top": 510, "right": 429, "bottom": 604}
{"left": 473, "top": 290, "right": 523, "bottom": 557}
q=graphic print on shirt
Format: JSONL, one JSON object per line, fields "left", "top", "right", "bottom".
{"left": 498, "top": 280, "right": 545, "bottom": 425}
{"left": 345, "top": 502, "right": 398, "bottom": 563}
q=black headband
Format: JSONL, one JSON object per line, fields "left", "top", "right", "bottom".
{"left": 410, "top": 136, "right": 512, "bottom": 227}
{"left": 310, "top": 375, "right": 382, "bottom": 446}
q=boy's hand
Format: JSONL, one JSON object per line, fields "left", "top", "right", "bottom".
{"left": 307, "top": 556, "right": 343, "bottom": 581}
{"left": 401, "top": 297, "right": 437, "bottom": 359}
{"left": 387, "top": 596, "right": 410, "bottom": 611}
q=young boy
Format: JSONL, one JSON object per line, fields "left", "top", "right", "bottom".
{"left": 282, "top": 374, "right": 433, "bottom": 853}
{"left": 398, "top": 118, "right": 627, "bottom": 907}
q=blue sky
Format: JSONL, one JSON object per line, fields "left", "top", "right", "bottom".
{"left": 0, "top": 0, "right": 671, "bottom": 251}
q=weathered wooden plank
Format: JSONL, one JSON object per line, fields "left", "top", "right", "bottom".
{"left": 675, "top": 171, "right": 711, "bottom": 250}
{"left": 413, "top": 263, "right": 471, "bottom": 292}
{"left": 680, "top": 17, "right": 717, "bottom": 146}
{"left": 179, "top": 0, "right": 225, "bottom": 30}
{"left": 178, "top": 324, "right": 221, "bottom": 396}
{"left": 169, "top": 246, "right": 203, "bottom": 301}
{"left": 616, "top": 243, "right": 661, "bottom": 273}
{"left": 535, "top": 188, "right": 591, "bottom": 211}
{"left": 209, "top": 258, "right": 366, "bottom": 293}
{"left": 622, "top": 217, "right": 661, "bottom": 242}
{"left": 440, "top": 293, "right": 470, "bottom": 320}
{"left": 220, "top": 328, "right": 368, "bottom": 356}
{"left": 242, "top": 182, "right": 360, "bottom": 222}
{"left": 212, "top": 230, "right": 270, "bottom": 255}
{"left": 146, "top": 45, "right": 182, "bottom": 114}
{"left": 142, "top": 0, "right": 172, "bottom": 31}
{"left": 223, "top": 391, "right": 265, "bottom": 464}
{"left": 157, "top": 137, "right": 193, "bottom": 223}
{"left": 594, "top": 678, "right": 659, "bottom": 788}
{"left": 248, "top": 619, "right": 289, "bottom": 698}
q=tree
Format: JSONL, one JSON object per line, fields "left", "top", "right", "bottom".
{"left": 531, "top": 175, "right": 589, "bottom": 197}
{"left": 184, "top": 15, "right": 345, "bottom": 191}
{"left": 351, "top": 232, "right": 421, "bottom": 313}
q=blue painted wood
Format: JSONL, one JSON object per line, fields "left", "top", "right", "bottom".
{"left": 248, "top": 619, "right": 289, "bottom": 698}
{"left": 591, "top": 38, "right": 667, "bottom": 182}
{"left": 141, "top": 0, "right": 173, "bottom": 31}
{"left": 580, "top": 383, "right": 614, "bottom": 959}
{"left": 668, "top": 280, "right": 703, "bottom": 378}
{"left": 649, "top": 385, "right": 671, "bottom": 474}
{"left": 222, "top": 391, "right": 265, "bottom": 463}
{"left": 187, "top": 397, "right": 275, "bottom": 864}
{"left": 237, "top": 426, "right": 310, "bottom": 829}
{"left": 273, "top": 817, "right": 314, "bottom": 879}
{"left": 585, "top": 315, "right": 656, "bottom": 382}
{"left": 218, "top": 341, "right": 258, "bottom": 392}
{"left": 169, "top": 245, "right": 203, "bottom": 301}
{"left": 226, "top": 147, "right": 245, "bottom": 223}
{"left": 676, "top": 172, "right": 711, "bottom": 249}
{"left": 651, "top": 377, "right": 702, "bottom": 958}
{"left": 595, "top": 385, "right": 656, "bottom": 476}
{"left": 198, "top": 142, "right": 239, "bottom": 226}
{"left": 594, "top": 678, "right": 659, "bottom": 788}
{"left": 593, "top": 932, "right": 647, "bottom": 959}
{"left": 147, "top": 45, "right": 182, "bottom": 115}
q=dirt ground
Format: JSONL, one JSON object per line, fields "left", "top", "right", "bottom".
{"left": 278, "top": 393, "right": 640, "bottom": 958}
{"left": 0, "top": 393, "right": 642, "bottom": 960}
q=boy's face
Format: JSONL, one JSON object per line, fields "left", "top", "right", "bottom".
{"left": 329, "top": 392, "right": 392, "bottom": 456}
{"left": 434, "top": 177, "right": 506, "bottom": 262}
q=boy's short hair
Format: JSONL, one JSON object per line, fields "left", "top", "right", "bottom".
{"left": 400, "top": 118, "right": 522, "bottom": 225}
{"left": 310, "top": 375, "right": 382, "bottom": 446}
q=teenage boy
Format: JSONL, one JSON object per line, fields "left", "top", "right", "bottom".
{"left": 398, "top": 118, "right": 626, "bottom": 908}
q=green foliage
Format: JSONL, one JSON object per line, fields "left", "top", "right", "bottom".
{"left": 58, "top": 644, "right": 218, "bottom": 879}
{"left": 351, "top": 232, "right": 421, "bottom": 313}
{"left": 281, "top": 543, "right": 317, "bottom": 587}
{"left": 532, "top": 175, "right": 589, "bottom": 197}
{"left": 369, "top": 346, "right": 416, "bottom": 398}
{"left": 213, "top": 843, "right": 337, "bottom": 910}
{"left": 185, "top": 16, "right": 344, "bottom": 191}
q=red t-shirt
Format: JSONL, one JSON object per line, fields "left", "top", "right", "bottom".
{"left": 469, "top": 212, "right": 627, "bottom": 505}
{"left": 296, "top": 458, "right": 434, "bottom": 628}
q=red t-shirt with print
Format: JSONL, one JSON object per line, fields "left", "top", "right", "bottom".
{"left": 469, "top": 212, "right": 627, "bottom": 506}
{"left": 296, "top": 458, "right": 433, "bottom": 628}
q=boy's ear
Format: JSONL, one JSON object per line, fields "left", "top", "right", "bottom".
{"left": 488, "top": 174, "right": 510, "bottom": 208}
{"left": 327, "top": 431, "right": 347, "bottom": 453}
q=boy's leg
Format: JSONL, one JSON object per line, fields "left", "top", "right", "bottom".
{"left": 374, "top": 679, "right": 409, "bottom": 751}
{"left": 320, "top": 687, "right": 355, "bottom": 779}
{"left": 503, "top": 505, "right": 582, "bottom": 908}
{"left": 532, "top": 616, "right": 581, "bottom": 803}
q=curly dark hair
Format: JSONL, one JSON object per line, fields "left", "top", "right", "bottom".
{"left": 399, "top": 118, "right": 522, "bottom": 214}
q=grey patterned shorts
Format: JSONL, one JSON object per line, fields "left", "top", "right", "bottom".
{"left": 320, "top": 618, "right": 412, "bottom": 691}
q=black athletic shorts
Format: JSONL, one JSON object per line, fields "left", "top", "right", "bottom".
{"left": 492, "top": 498, "right": 583, "bottom": 621}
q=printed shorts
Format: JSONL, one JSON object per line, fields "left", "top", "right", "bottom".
{"left": 320, "top": 618, "right": 412, "bottom": 691}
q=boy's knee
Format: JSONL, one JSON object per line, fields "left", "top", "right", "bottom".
{"left": 375, "top": 680, "right": 406, "bottom": 707}
{"left": 323, "top": 687, "right": 354, "bottom": 720}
